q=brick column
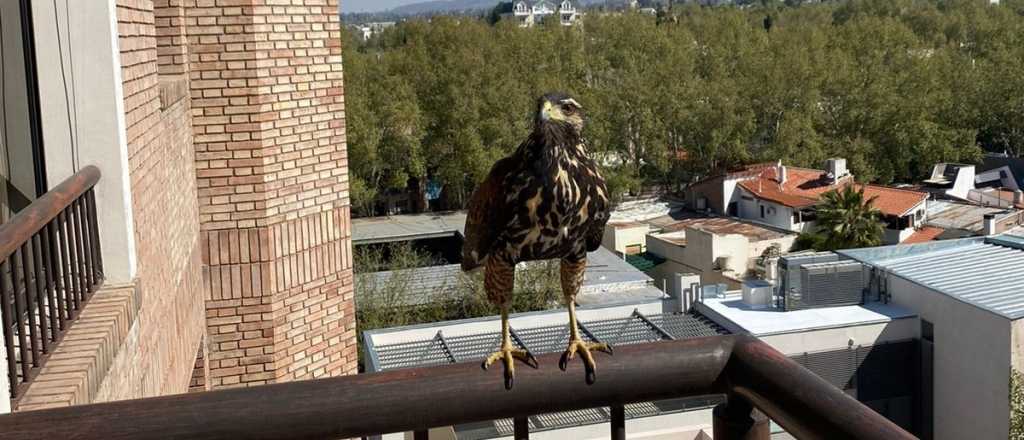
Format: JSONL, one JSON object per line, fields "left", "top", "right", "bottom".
{"left": 186, "top": 0, "right": 355, "bottom": 388}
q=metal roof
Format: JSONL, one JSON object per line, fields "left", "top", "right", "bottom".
{"left": 365, "top": 306, "right": 728, "bottom": 439}
{"left": 357, "top": 247, "right": 658, "bottom": 307}
{"left": 369, "top": 310, "right": 727, "bottom": 371}
{"left": 839, "top": 235, "right": 1024, "bottom": 320}
{"left": 352, "top": 212, "right": 467, "bottom": 245}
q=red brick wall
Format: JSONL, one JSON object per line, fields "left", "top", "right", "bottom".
{"left": 187, "top": 0, "right": 356, "bottom": 388}
{"left": 109, "top": 0, "right": 207, "bottom": 399}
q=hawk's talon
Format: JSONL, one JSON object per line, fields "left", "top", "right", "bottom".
{"left": 559, "top": 339, "right": 612, "bottom": 384}
{"left": 482, "top": 345, "right": 536, "bottom": 390}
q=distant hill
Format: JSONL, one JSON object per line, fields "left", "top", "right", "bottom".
{"left": 390, "top": 0, "right": 498, "bottom": 15}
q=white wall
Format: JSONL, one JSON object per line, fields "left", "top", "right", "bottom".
{"left": 887, "top": 275, "right": 1011, "bottom": 440}
{"left": 736, "top": 188, "right": 800, "bottom": 232}
{"left": 31, "top": 0, "right": 137, "bottom": 283}
{"left": 760, "top": 318, "right": 918, "bottom": 355}
{"left": 602, "top": 224, "right": 650, "bottom": 255}
{"left": 948, "top": 165, "right": 976, "bottom": 200}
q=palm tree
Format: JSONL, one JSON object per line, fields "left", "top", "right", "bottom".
{"left": 799, "top": 186, "right": 884, "bottom": 251}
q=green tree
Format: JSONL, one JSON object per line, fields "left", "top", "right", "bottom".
{"left": 803, "top": 186, "right": 885, "bottom": 251}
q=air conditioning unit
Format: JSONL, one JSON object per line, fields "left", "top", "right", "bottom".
{"left": 742, "top": 280, "right": 773, "bottom": 308}
{"left": 787, "top": 261, "right": 865, "bottom": 311}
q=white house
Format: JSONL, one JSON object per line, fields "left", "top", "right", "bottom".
{"left": 510, "top": 0, "right": 578, "bottom": 27}
{"left": 686, "top": 159, "right": 929, "bottom": 244}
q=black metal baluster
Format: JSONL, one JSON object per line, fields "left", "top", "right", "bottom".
{"left": 610, "top": 405, "right": 625, "bottom": 440}
{"left": 1, "top": 260, "right": 18, "bottom": 396}
{"left": 413, "top": 430, "right": 428, "bottom": 440}
{"left": 11, "top": 249, "right": 28, "bottom": 380}
{"left": 86, "top": 189, "right": 103, "bottom": 279}
{"left": 65, "top": 208, "right": 82, "bottom": 310}
{"left": 57, "top": 211, "right": 76, "bottom": 317}
{"left": 31, "top": 235, "right": 49, "bottom": 352}
{"left": 42, "top": 222, "right": 64, "bottom": 331}
{"left": 71, "top": 199, "right": 89, "bottom": 301}
{"left": 514, "top": 416, "right": 529, "bottom": 440}
{"left": 21, "top": 243, "right": 40, "bottom": 365}
{"left": 77, "top": 199, "right": 95, "bottom": 290}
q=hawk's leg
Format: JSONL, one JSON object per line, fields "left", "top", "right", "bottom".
{"left": 481, "top": 255, "right": 537, "bottom": 390}
{"left": 558, "top": 256, "right": 613, "bottom": 384}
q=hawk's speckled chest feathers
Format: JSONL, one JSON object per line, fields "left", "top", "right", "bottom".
{"left": 497, "top": 125, "right": 610, "bottom": 263}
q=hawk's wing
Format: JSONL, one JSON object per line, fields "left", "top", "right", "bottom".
{"left": 462, "top": 157, "right": 518, "bottom": 271}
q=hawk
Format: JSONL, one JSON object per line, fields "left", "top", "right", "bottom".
{"left": 462, "top": 92, "right": 612, "bottom": 389}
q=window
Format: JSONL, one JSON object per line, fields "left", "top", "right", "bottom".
{"left": 760, "top": 205, "right": 765, "bottom": 218}
{"left": 0, "top": 0, "right": 48, "bottom": 221}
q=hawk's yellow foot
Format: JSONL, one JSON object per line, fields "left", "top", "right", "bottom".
{"left": 558, "top": 338, "right": 613, "bottom": 385}
{"left": 481, "top": 344, "right": 538, "bottom": 390}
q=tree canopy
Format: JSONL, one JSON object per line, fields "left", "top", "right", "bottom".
{"left": 342, "top": 0, "right": 1024, "bottom": 217}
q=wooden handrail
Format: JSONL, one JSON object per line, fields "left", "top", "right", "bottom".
{"left": 0, "top": 334, "right": 916, "bottom": 440}
{"left": 0, "top": 166, "right": 100, "bottom": 262}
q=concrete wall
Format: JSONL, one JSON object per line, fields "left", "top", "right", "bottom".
{"left": 759, "top": 318, "right": 918, "bottom": 355}
{"left": 887, "top": 275, "right": 1011, "bottom": 440}
{"left": 32, "top": 0, "right": 138, "bottom": 284}
{"left": 602, "top": 224, "right": 650, "bottom": 255}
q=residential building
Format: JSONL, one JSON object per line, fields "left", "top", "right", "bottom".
{"left": 922, "top": 162, "right": 1020, "bottom": 206}
{"left": 350, "top": 21, "right": 397, "bottom": 42}
{"left": 0, "top": 0, "right": 356, "bottom": 412}
{"left": 685, "top": 159, "right": 929, "bottom": 244}
{"left": 642, "top": 213, "right": 796, "bottom": 288}
{"left": 839, "top": 235, "right": 1024, "bottom": 439}
{"left": 506, "top": 1, "right": 580, "bottom": 27}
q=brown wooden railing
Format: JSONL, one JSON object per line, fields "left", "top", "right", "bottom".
{"left": 0, "top": 334, "right": 916, "bottom": 440}
{"left": 0, "top": 166, "right": 103, "bottom": 401}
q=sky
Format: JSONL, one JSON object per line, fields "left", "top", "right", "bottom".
{"left": 342, "top": 0, "right": 420, "bottom": 13}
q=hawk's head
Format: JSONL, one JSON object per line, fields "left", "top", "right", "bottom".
{"left": 534, "top": 92, "right": 584, "bottom": 138}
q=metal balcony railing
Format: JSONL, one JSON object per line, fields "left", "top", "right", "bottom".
{"left": 0, "top": 334, "right": 916, "bottom": 440}
{"left": 0, "top": 166, "right": 103, "bottom": 402}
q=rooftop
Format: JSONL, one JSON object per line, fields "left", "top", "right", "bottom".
{"left": 352, "top": 211, "right": 467, "bottom": 245}
{"left": 364, "top": 301, "right": 727, "bottom": 372}
{"left": 737, "top": 166, "right": 849, "bottom": 208}
{"left": 925, "top": 199, "right": 1010, "bottom": 233}
{"left": 363, "top": 301, "right": 727, "bottom": 439}
{"left": 697, "top": 294, "right": 916, "bottom": 336}
{"left": 358, "top": 246, "right": 663, "bottom": 307}
{"left": 901, "top": 226, "right": 945, "bottom": 244}
{"left": 839, "top": 235, "right": 1024, "bottom": 320}
{"left": 858, "top": 184, "right": 928, "bottom": 217}
{"left": 650, "top": 213, "right": 793, "bottom": 242}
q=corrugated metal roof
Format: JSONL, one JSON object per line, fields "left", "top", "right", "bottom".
{"left": 839, "top": 236, "right": 1024, "bottom": 320}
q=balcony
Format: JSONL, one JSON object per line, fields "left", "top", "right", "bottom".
{"left": 0, "top": 334, "right": 916, "bottom": 439}
{"left": 0, "top": 167, "right": 104, "bottom": 405}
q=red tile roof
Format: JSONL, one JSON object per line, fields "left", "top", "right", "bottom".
{"left": 902, "top": 226, "right": 945, "bottom": 244}
{"left": 737, "top": 166, "right": 849, "bottom": 208}
{"left": 736, "top": 166, "right": 928, "bottom": 216}
{"left": 858, "top": 184, "right": 929, "bottom": 217}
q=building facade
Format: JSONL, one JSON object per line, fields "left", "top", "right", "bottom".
{"left": 0, "top": 0, "right": 356, "bottom": 411}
